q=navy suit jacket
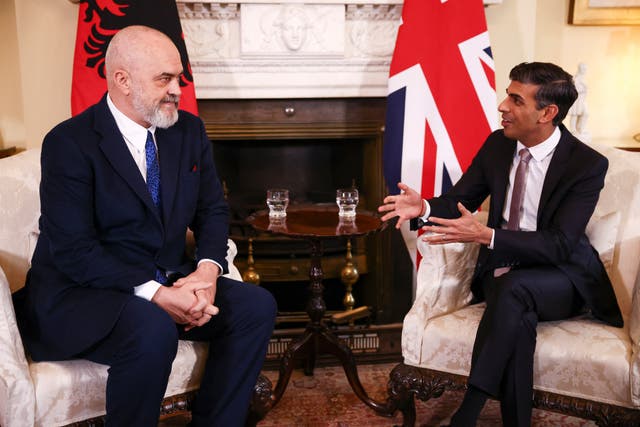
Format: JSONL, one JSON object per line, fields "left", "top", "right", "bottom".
{"left": 17, "top": 95, "right": 230, "bottom": 360}
{"left": 412, "top": 126, "right": 623, "bottom": 327}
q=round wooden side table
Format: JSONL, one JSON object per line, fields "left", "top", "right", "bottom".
{"left": 246, "top": 205, "right": 388, "bottom": 422}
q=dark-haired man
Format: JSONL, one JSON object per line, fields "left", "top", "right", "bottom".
{"left": 16, "top": 25, "right": 276, "bottom": 426}
{"left": 379, "top": 62, "right": 622, "bottom": 426}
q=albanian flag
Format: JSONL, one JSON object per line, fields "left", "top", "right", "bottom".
{"left": 71, "top": 0, "right": 198, "bottom": 116}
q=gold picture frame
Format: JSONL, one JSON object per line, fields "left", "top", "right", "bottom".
{"left": 570, "top": 0, "right": 640, "bottom": 25}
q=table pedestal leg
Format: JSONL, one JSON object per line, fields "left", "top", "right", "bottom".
{"left": 246, "top": 238, "right": 390, "bottom": 426}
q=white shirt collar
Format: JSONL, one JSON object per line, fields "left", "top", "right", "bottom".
{"left": 517, "top": 126, "right": 561, "bottom": 162}
{"left": 106, "top": 94, "right": 156, "bottom": 148}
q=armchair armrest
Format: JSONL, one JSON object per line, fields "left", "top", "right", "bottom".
{"left": 0, "top": 267, "right": 35, "bottom": 427}
{"left": 185, "top": 228, "right": 242, "bottom": 282}
{"left": 401, "top": 239, "right": 480, "bottom": 366}
{"left": 223, "top": 239, "right": 242, "bottom": 281}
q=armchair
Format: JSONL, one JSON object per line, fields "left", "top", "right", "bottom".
{"left": 382, "top": 144, "right": 640, "bottom": 425}
{"left": 0, "top": 149, "right": 252, "bottom": 426}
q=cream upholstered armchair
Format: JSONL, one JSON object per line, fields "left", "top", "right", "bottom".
{"left": 0, "top": 149, "right": 250, "bottom": 426}
{"left": 382, "top": 144, "right": 640, "bottom": 426}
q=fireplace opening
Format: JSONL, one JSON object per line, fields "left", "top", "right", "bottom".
{"left": 212, "top": 136, "right": 373, "bottom": 325}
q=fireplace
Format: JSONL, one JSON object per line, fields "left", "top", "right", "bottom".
{"left": 179, "top": 0, "right": 500, "bottom": 365}
{"left": 198, "top": 98, "right": 413, "bottom": 328}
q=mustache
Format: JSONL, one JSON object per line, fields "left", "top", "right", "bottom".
{"left": 162, "top": 94, "right": 180, "bottom": 104}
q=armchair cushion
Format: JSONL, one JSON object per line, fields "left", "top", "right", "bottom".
{"left": 585, "top": 211, "right": 621, "bottom": 276}
{"left": 417, "top": 304, "right": 632, "bottom": 407}
{"left": 28, "top": 340, "right": 209, "bottom": 425}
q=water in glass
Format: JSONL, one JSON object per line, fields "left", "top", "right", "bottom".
{"left": 336, "top": 188, "right": 358, "bottom": 218}
{"left": 267, "top": 188, "right": 289, "bottom": 218}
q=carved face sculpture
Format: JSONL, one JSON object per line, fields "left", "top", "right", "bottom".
{"left": 277, "top": 7, "right": 308, "bottom": 51}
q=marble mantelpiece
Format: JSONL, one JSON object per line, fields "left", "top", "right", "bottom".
{"left": 177, "top": 0, "right": 501, "bottom": 99}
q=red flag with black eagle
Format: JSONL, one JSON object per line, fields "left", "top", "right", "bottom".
{"left": 71, "top": 0, "right": 198, "bottom": 116}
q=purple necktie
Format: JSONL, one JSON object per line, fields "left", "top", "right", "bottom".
{"left": 507, "top": 148, "right": 532, "bottom": 231}
{"left": 495, "top": 148, "right": 532, "bottom": 277}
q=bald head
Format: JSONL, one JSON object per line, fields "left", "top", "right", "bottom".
{"left": 104, "top": 25, "right": 184, "bottom": 128}
{"left": 105, "top": 26, "right": 179, "bottom": 90}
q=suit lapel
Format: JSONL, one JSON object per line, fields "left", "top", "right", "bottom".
{"left": 490, "top": 138, "right": 517, "bottom": 227}
{"left": 93, "top": 97, "right": 162, "bottom": 225}
{"left": 156, "top": 125, "right": 182, "bottom": 225}
{"left": 537, "top": 129, "right": 573, "bottom": 223}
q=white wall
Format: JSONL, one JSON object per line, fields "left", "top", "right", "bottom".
{"left": 0, "top": 0, "right": 638, "bottom": 150}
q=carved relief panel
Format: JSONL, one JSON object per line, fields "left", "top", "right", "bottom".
{"left": 241, "top": 4, "right": 345, "bottom": 57}
{"left": 177, "top": 1, "right": 498, "bottom": 98}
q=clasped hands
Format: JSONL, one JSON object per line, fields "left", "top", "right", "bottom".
{"left": 378, "top": 182, "right": 492, "bottom": 246}
{"left": 152, "top": 263, "right": 220, "bottom": 331}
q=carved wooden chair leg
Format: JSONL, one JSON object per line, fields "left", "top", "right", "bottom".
{"left": 245, "top": 373, "right": 274, "bottom": 427}
{"left": 386, "top": 363, "right": 418, "bottom": 427}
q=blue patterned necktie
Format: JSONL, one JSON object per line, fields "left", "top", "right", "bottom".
{"left": 145, "top": 131, "right": 166, "bottom": 284}
{"left": 145, "top": 131, "right": 161, "bottom": 210}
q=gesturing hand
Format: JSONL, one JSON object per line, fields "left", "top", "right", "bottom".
{"left": 420, "top": 202, "right": 492, "bottom": 246}
{"left": 377, "top": 182, "right": 424, "bottom": 228}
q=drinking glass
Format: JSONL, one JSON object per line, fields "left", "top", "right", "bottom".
{"left": 336, "top": 188, "right": 359, "bottom": 218}
{"left": 266, "top": 188, "right": 289, "bottom": 218}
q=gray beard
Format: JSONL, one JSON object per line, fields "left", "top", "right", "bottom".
{"left": 149, "top": 105, "right": 179, "bottom": 129}
{"left": 132, "top": 92, "right": 180, "bottom": 129}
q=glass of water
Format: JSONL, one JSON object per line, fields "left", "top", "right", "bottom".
{"left": 266, "top": 188, "right": 289, "bottom": 218}
{"left": 336, "top": 188, "right": 359, "bottom": 218}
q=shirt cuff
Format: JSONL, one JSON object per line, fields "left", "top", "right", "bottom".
{"left": 134, "top": 280, "right": 163, "bottom": 301}
{"left": 488, "top": 228, "right": 496, "bottom": 249}
{"left": 420, "top": 199, "right": 431, "bottom": 223}
{"left": 198, "top": 258, "right": 223, "bottom": 276}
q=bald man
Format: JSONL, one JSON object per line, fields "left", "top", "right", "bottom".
{"left": 15, "top": 26, "right": 276, "bottom": 426}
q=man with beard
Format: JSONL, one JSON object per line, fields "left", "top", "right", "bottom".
{"left": 379, "top": 62, "right": 622, "bottom": 426}
{"left": 14, "top": 25, "right": 277, "bottom": 426}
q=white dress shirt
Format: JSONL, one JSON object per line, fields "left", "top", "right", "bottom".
{"left": 419, "top": 126, "right": 561, "bottom": 248}
{"left": 501, "top": 127, "right": 560, "bottom": 233}
{"left": 106, "top": 96, "right": 221, "bottom": 300}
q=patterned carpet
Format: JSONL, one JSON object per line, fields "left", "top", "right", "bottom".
{"left": 257, "top": 362, "right": 596, "bottom": 427}
{"left": 160, "top": 362, "right": 597, "bottom": 426}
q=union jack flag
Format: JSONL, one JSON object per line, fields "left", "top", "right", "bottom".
{"left": 383, "top": 0, "right": 498, "bottom": 267}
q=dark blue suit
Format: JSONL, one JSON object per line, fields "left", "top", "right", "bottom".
{"left": 16, "top": 95, "right": 276, "bottom": 426}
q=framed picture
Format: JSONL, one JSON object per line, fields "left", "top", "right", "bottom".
{"left": 570, "top": 0, "right": 640, "bottom": 25}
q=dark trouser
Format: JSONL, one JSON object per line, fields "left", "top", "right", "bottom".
{"left": 468, "top": 267, "right": 582, "bottom": 427}
{"left": 81, "top": 277, "right": 277, "bottom": 427}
